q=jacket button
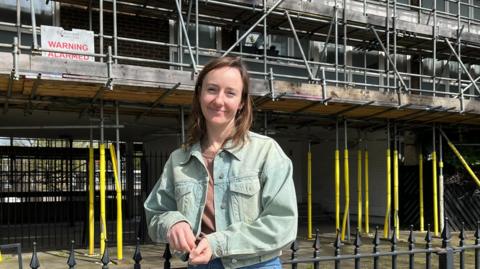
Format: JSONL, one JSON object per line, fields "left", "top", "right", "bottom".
{"left": 219, "top": 173, "right": 224, "bottom": 179}
{"left": 220, "top": 202, "right": 226, "bottom": 209}
{"left": 231, "top": 258, "right": 237, "bottom": 263}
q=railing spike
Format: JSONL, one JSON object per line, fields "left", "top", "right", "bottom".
{"left": 133, "top": 237, "right": 142, "bottom": 269}
{"left": 441, "top": 217, "right": 451, "bottom": 248}
{"left": 475, "top": 221, "right": 480, "bottom": 244}
{"left": 354, "top": 228, "right": 362, "bottom": 249}
{"left": 29, "top": 242, "right": 40, "bottom": 269}
{"left": 101, "top": 239, "right": 110, "bottom": 269}
{"left": 459, "top": 222, "right": 466, "bottom": 245}
{"left": 408, "top": 225, "right": 415, "bottom": 246}
{"left": 373, "top": 226, "right": 380, "bottom": 269}
{"left": 425, "top": 224, "right": 432, "bottom": 245}
{"left": 163, "top": 243, "right": 172, "bottom": 269}
{"left": 313, "top": 228, "right": 321, "bottom": 251}
{"left": 290, "top": 240, "right": 299, "bottom": 269}
{"left": 334, "top": 229, "right": 343, "bottom": 249}
{"left": 408, "top": 225, "right": 415, "bottom": 269}
{"left": 67, "top": 240, "right": 76, "bottom": 269}
{"left": 373, "top": 226, "right": 380, "bottom": 249}
{"left": 391, "top": 226, "right": 398, "bottom": 247}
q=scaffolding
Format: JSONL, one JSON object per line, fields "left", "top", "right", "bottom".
{"left": 0, "top": 0, "right": 478, "bottom": 122}
{"left": 1, "top": 0, "right": 480, "bottom": 250}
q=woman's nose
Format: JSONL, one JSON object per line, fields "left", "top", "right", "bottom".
{"left": 212, "top": 93, "right": 224, "bottom": 106}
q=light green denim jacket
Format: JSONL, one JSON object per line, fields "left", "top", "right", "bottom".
{"left": 144, "top": 132, "right": 298, "bottom": 269}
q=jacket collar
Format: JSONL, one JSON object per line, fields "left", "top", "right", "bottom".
{"left": 180, "top": 138, "right": 245, "bottom": 165}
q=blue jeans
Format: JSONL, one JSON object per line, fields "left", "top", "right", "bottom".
{"left": 188, "top": 256, "right": 282, "bottom": 269}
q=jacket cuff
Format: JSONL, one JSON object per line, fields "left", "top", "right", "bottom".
{"left": 205, "top": 232, "right": 227, "bottom": 258}
{"left": 158, "top": 211, "right": 190, "bottom": 242}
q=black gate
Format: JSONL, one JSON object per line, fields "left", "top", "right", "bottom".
{"left": 0, "top": 144, "right": 169, "bottom": 251}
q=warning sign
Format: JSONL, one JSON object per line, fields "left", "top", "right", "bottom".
{"left": 41, "top": 25, "right": 94, "bottom": 61}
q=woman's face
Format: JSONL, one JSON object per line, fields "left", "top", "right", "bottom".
{"left": 199, "top": 66, "right": 244, "bottom": 132}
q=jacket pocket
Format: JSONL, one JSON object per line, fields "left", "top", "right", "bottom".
{"left": 174, "top": 182, "right": 196, "bottom": 217}
{"left": 229, "top": 177, "right": 261, "bottom": 223}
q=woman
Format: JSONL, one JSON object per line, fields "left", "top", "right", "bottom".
{"left": 144, "top": 56, "right": 297, "bottom": 269}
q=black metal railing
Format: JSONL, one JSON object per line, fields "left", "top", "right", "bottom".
{"left": 160, "top": 218, "right": 479, "bottom": 269}
{"left": 0, "top": 147, "right": 169, "bottom": 251}
{"left": 282, "top": 220, "right": 480, "bottom": 269}
{"left": 18, "top": 218, "right": 480, "bottom": 269}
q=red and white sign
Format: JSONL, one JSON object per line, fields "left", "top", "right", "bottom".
{"left": 41, "top": 25, "right": 94, "bottom": 61}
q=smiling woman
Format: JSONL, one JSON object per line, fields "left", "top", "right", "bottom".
{"left": 144, "top": 56, "right": 298, "bottom": 269}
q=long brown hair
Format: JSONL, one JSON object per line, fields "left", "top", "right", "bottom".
{"left": 186, "top": 56, "right": 253, "bottom": 149}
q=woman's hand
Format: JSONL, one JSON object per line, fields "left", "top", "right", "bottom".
{"left": 167, "top": 221, "right": 196, "bottom": 253}
{"left": 189, "top": 238, "right": 213, "bottom": 264}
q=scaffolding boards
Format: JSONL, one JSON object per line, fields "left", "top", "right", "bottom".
{"left": 0, "top": 0, "right": 478, "bottom": 124}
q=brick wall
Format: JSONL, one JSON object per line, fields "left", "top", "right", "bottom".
{"left": 60, "top": 5, "right": 170, "bottom": 68}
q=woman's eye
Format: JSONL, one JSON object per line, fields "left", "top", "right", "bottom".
{"left": 207, "top": 88, "right": 217, "bottom": 93}
{"left": 227, "top": 91, "right": 236, "bottom": 97}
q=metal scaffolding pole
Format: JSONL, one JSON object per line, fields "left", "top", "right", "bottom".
{"left": 100, "top": 0, "right": 104, "bottom": 63}
{"left": 393, "top": 0, "right": 397, "bottom": 90}
{"left": 343, "top": 0, "right": 348, "bottom": 83}
{"left": 30, "top": 0, "right": 38, "bottom": 50}
{"left": 113, "top": 0, "right": 118, "bottom": 63}
{"left": 444, "top": 38, "right": 480, "bottom": 95}
{"left": 458, "top": 0, "right": 463, "bottom": 111}
{"left": 432, "top": 124, "right": 439, "bottom": 236}
{"left": 433, "top": 0, "right": 437, "bottom": 96}
{"left": 174, "top": 0, "right": 198, "bottom": 73}
{"left": 195, "top": 0, "right": 199, "bottom": 65}
{"left": 386, "top": 0, "right": 390, "bottom": 91}
{"left": 99, "top": 99, "right": 107, "bottom": 253}
{"left": 177, "top": 0, "right": 183, "bottom": 70}
{"left": 370, "top": 27, "right": 409, "bottom": 93}
{"left": 334, "top": 1, "right": 339, "bottom": 84}
{"left": 88, "top": 0, "right": 93, "bottom": 31}
{"left": 263, "top": 0, "right": 268, "bottom": 80}
{"left": 439, "top": 126, "right": 444, "bottom": 231}
{"left": 285, "top": 11, "right": 313, "bottom": 80}
{"left": 16, "top": 0, "right": 21, "bottom": 47}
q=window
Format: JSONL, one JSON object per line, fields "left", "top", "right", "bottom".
{"left": 186, "top": 24, "right": 216, "bottom": 49}
{"left": 0, "top": 0, "right": 55, "bottom": 26}
{"left": 0, "top": 0, "right": 56, "bottom": 49}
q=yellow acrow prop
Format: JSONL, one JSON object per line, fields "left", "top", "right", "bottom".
{"left": 0, "top": 250, "right": 3, "bottom": 262}
{"left": 109, "top": 144, "right": 124, "bottom": 260}
{"left": 307, "top": 150, "right": 312, "bottom": 239}
{"left": 364, "top": 149, "right": 369, "bottom": 234}
{"left": 341, "top": 149, "right": 350, "bottom": 240}
{"left": 441, "top": 131, "right": 480, "bottom": 187}
{"left": 383, "top": 148, "right": 391, "bottom": 239}
{"left": 432, "top": 151, "right": 439, "bottom": 236}
{"left": 100, "top": 144, "right": 107, "bottom": 254}
{"left": 419, "top": 153, "right": 425, "bottom": 232}
{"left": 357, "top": 149, "right": 362, "bottom": 233}
{"left": 335, "top": 149, "right": 340, "bottom": 231}
{"left": 89, "top": 146, "right": 95, "bottom": 255}
{"left": 393, "top": 149, "right": 399, "bottom": 239}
